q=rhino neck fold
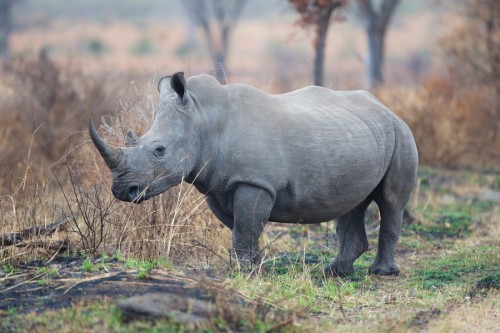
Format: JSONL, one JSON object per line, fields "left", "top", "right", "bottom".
{"left": 185, "top": 129, "right": 225, "bottom": 196}
{"left": 184, "top": 151, "right": 218, "bottom": 195}
{"left": 183, "top": 81, "right": 229, "bottom": 195}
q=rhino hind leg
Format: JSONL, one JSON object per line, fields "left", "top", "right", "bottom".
{"left": 368, "top": 204, "right": 404, "bottom": 276}
{"left": 324, "top": 198, "right": 371, "bottom": 277}
{"left": 368, "top": 191, "right": 407, "bottom": 276}
{"left": 230, "top": 183, "right": 273, "bottom": 268}
{"left": 370, "top": 127, "right": 418, "bottom": 276}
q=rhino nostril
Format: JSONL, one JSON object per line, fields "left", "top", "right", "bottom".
{"left": 129, "top": 185, "right": 139, "bottom": 201}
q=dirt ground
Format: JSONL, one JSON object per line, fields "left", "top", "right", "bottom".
{"left": 1, "top": 169, "right": 499, "bottom": 332}
{"left": 0, "top": 256, "right": 212, "bottom": 313}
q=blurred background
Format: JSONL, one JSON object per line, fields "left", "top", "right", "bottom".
{"left": 2, "top": 0, "right": 439, "bottom": 87}
{"left": 0, "top": 0, "right": 498, "bottom": 261}
{"left": 1, "top": 0, "right": 498, "bottom": 172}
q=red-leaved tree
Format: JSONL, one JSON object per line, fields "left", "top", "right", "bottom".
{"left": 288, "top": 0, "right": 348, "bottom": 86}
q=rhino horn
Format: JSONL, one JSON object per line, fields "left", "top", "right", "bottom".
{"left": 125, "top": 130, "right": 138, "bottom": 147}
{"left": 88, "top": 117, "right": 123, "bottom": 170}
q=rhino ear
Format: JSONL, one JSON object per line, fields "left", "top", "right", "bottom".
{"left": 158, "top": 75, "right": 173, "bottom": 99}
{"left": 170, "top": 72, "right": 186, "bottom": 100}
{"left": 157, "top": 72, "right": 186, "bottom": 101}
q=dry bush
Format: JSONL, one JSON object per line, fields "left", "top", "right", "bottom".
{"left": 378, "top": 76, "right": 500, "bottom": 169}
{"left": 56, "top": 78, "right": 230, "bottom": 266}
{"left": 378, "top": 0, "right": 500, "bottom": 169}
{"left": 0, "top": 50, "right": 113, "bottom": 191}
{"left": 0, "top": 55, "right": 229, "bottom": 267}
{"left": 0, "top": 52, "right": 115, "bottom": 264}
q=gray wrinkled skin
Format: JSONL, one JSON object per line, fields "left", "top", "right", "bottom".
{"left": 89, "top": 72, "right": 418, "bottom": 276}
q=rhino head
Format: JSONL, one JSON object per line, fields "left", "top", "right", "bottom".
{"left": 89, "top": 72, "right": 201, "bottom": 203}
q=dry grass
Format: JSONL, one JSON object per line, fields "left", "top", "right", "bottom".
{"left": 0, "top": 55, "right": 230, "bottom": 268}
{"left": 425, "top": 290, "right": 499, "bottom": 333}
{"left": 55, "top": 74, "right": 231, "bottom": 265}
{"left": 0, "top": 52, "right": 115, "bottom": 264}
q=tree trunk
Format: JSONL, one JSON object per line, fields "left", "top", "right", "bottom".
{"left": 213, "top": 24, "right": 230, "bottom": 83}
{"left": 0, "top": 0, "right": 12, "bottom": 64}
{"left": 357, "top": 0, "right": 400, "bottom": 89}
{"left": 213, "top": 50, "right": 227, "bottom": 83}
{"left": 366, "top": 26, "right": 384, "bottom": 88}
{"left": 314, "top": 7, "right": 335, "bottom": 86}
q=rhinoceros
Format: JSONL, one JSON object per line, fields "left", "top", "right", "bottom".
{"left": 89, "top": 72, "right": 418, "bottom": 276}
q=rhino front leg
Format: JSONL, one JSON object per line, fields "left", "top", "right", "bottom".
{"left": 324, "top": 198, "right": 370, "bottom": 276}
{"left": 206, "top": 195, "right": 234, "bottom": 230}
{"left": 231, "top": 183, "right": 274, "bottom": 268}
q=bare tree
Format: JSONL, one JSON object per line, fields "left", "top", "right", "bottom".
{"left": 288, "top": 0, "right": 347, "bottom": 86}
{"left": 0, "top": 0, "right": 13, "bottom": 64}
{"left": 442, "top": 0, "right": 500, "bottom": 119}
{"left": 180, "top": 0, "right": 248, "bottom": 83}
{"left": 356, "top": 0, "right": 400, "bottom": 88}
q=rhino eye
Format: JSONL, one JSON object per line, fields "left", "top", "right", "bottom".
{"left": 153, "top": 146, "right": 166, "bottom": 158}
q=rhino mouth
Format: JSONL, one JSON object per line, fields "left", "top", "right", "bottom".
{"left": 112, "top": 181, "right": 149, "bottom": 204}
{"left": 129, "top": 185, "right": 147, "bottom": 204}
{"left": 113, "top": 176, "right": 177, "bottom": 204}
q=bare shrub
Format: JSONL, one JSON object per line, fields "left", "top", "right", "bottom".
{"left": 0, "top": 50, "right": 114, "bottom": 191}
{"left": 0, "top": 53, "right": 116, "bottom": 264}
{"left": 440, "top": 0, "right": 500, "bottom": 118}
{"left": 58, "top": 78, "right": 230, "bottom": 266}
{"left": 378, "top": 76, "right": 500, "bottom": 168}
{"left": 1, "top": 54, "right": 228, "bottom": 267}
{"left": 0, "top": 162, "right": 61, "bottom": 265}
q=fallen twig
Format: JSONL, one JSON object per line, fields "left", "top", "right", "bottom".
{"left": 55, "top": 271, "right": 122, "bottom": 295}
{"left": 0, "top": 273, "right": 47, "bottom": 293}
{"left": 0, "top": 220, "right": 68, "bottom": 246}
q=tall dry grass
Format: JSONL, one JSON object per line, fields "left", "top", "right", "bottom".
{"left": 0, "top": 54, "right": 229, "bottom": 267}
{"left": 0, "top": 52, "right": 114, "bottom": 263}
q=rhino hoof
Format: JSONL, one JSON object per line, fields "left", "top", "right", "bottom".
{"left": 369, "top": 264, "right": 400, "bottom": 276}
{"left": 324, "top": 263, "right": 354, "bottom": 277}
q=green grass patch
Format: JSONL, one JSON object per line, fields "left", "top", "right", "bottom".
{"left": 408, "top": 206, "right": 471, "bottom": 239}
{"left": 36, "top": 266, "right": 59, "bottom": 277}
{"left": 405, "top": 200, "right": 496, "bottom": 240}
{"left": 227, "top": 255, "right": 373, "bottom": 315}
{"left": 413, "top": 246, "right": 499, "bottom": 290}
{"left": 125, "top": 258, "right": 172, "bottom": 279}
{"left": 81, "top": 257, "right": 95, "bottom": 272}
{"left": 476, "top": 272, "right": 500, "bottom": 290}
{"left": 0, "top": 300, "right": 187, "bottom": 333}
{"left": 2, "top": 263, "right": 17, "bottom": 274}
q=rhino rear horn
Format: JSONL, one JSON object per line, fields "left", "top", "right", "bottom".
{"left": 88, "top": 117, "right": 123, "bottom": 170}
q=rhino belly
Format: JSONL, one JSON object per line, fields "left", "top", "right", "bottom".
{"left": 269, "top": 193, "right": 370, "bottom": 224}
{"left": 268, "top": 166, "right": 384, "bottom": 224}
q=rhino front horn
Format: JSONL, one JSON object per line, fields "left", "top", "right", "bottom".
{"left": 88, "top": 117, "right": 123, "bottom": 170}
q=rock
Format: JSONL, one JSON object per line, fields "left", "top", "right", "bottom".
{"left": 117, "top": 292, "right": 216, "bottom": 328}
{"left": 478, "top": 189, "right": 500, "bottom": 202}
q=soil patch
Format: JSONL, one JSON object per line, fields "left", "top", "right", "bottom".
{"left": 0, "top": 256, "right": 215, "bottom": 313}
